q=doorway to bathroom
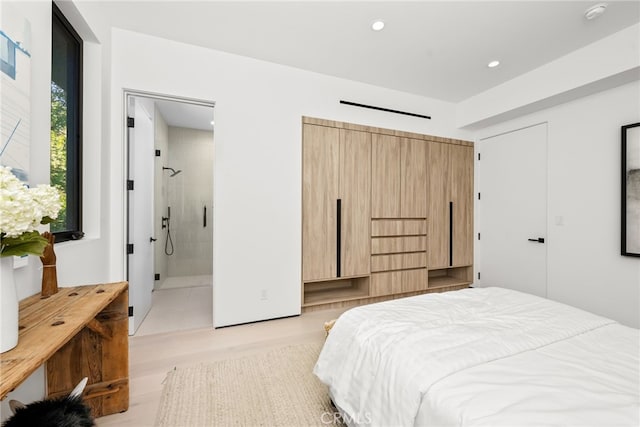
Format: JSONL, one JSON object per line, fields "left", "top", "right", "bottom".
{"left": 125, "top": 91, "right": 215, "bottom": 336}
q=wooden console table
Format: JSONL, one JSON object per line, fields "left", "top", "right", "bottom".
{"left": 0, "top": 281, "right": 129, "bottom": 417}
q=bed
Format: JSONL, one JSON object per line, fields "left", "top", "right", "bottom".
{"left": 313, "top": 287, "right": 639, "bottom": 426}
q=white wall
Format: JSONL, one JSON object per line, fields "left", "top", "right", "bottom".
{"left": 475, "top": 81, "right": 640, "bottom": 328}
{"left": 108, "top": 28, "right": 471, "bottom": 327}
{"left": 3, "top": 1, "right": 51, "bottom": 300}
{"left": 0, "top": 1, "right": 109, "bottom": 420}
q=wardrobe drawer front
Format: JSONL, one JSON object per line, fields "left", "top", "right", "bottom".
{"left": 371, "top": 252, "right": 426, "bottom": 272}
{"left": 401, "top": 220, "right": 427, "bottom": 236}
{"left": 370, "top": 271, "right": 401, "bottom": 296}
{"left": 401, "top": 268, "right": 428, "bottom": 293}
{"left": 371, "top": 219, "right": 403, "bottom": 236}
{"left": 371, "top": 236, "right": 427, "bottom": 254}
{"left": 372, "top": 219, "right": 426, "bottom": 237}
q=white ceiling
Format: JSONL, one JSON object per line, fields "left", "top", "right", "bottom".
{"left": 153, "top": 99, "right": 214, "bottom": 131}
{"left": 82, "top": 1, "right": 639, "bottom": 127}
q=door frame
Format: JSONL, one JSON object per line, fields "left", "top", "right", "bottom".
{"left": 122, "top": 89, "right": 216, "bottom": 333}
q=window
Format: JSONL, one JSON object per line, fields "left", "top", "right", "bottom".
{"left": 51, "top": 3, "right": 82, "bottom": 241}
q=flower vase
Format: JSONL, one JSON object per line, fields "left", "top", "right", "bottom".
{"left": 1, "top": 256, "right": 19, "bottom": 353}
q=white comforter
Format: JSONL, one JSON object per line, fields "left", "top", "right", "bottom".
{"left": 313, "top": 287, "right": 640, "bottom": 427}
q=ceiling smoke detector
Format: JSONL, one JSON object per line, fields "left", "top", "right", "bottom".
{"left": 584, "top": 3, "right": 607, "bottom": 20}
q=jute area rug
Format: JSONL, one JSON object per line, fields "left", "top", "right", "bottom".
{"left": 155, "top": 341, "right": 345, "bottom": 426}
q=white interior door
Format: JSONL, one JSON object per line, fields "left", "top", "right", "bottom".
{"left": 127, "top": 96, "right": 155, "bottom": 334}
{"left": 478, "top": 123, "right": 548, "bottom": 297}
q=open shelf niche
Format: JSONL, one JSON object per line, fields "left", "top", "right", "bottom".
{"left": 428, "top": 266, "right": 473, "bottom": 289}
{"left": 303, "top": 276, "right": 370, "bottom": 307}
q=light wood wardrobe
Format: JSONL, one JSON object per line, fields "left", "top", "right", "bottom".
{"left": 302, "top": 117, "right": 474, "bottom": 311}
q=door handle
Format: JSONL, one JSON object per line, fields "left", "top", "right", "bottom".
{"left": 527, "top": 237, "right": 545, "bottom": 243}
{"left": 150, "top": 237, "right": 157, "bottom": 243}
{"left": 449, "top": 201, "right": 453, "bottom": 267}
{"left": 336, "top": 199, "right": 342, "bottom": 278}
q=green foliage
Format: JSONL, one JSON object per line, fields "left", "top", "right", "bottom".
{"left": 0, "top": 231, "right": 48, "bottom": 257}
{"left": 50, "top": 82, "right": 68, "bottom": 232}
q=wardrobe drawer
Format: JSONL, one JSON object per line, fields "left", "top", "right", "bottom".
{"left": 370, "top": 271, "right": 401, "bottom": 296}
{"left": 371, "top": 252, "right": 426, "bottom": 272}
{"left": 371, "top": 236, "right": 427, "bottom": 254}
{"left": 372, "top": 219, "right": 426, "bottom": 237}
{"left": 401, "top": 268, "right": 428, "bottom": 293}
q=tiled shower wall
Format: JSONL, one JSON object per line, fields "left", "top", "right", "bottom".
{"left": 166, "top": 126, "right": 214, "bottom": 277}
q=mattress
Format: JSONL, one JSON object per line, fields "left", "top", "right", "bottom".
{"left": 313, "top": 287, "right": 640, "bottom": 426}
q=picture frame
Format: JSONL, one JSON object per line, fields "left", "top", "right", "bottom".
{"left": 622, "top": 122, "right": 640, "bottom": 257}
{"left": 1, "top": 6, "right": 32, "bottom": 269}
{"left": 0, "top": 4, "right": 31, "bottom": 183}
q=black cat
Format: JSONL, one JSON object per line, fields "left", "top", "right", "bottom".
{"left": 2, "top": 378, "right": 94, "bottom": 427}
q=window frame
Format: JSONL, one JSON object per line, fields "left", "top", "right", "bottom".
{"left": 51, "top": 3, "right": 83, "bottom": 242}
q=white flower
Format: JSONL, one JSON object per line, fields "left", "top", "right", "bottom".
{"left": 0, "top": 166, "right": 62, "bottom": 238}
{"left": 31, "top": 185, "right": 62, "bottom": 220}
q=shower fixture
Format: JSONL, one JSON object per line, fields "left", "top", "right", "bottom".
{"left": 162, "top": 166, "right": 182, "bottom": 177}
{"left": 164, "top": 206, "right": 174, "bottom": 256}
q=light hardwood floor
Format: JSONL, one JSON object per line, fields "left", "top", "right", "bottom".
{"left": 96, "top": 304, "right": 346, "bottom": 426}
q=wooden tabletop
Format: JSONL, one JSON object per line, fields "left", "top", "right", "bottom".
{"left": 0, "top": 281, "right": 128, "bottom": 400}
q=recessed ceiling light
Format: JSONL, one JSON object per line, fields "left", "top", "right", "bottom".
{"left": 487, "top": 60, "right": 500, "bottom": 68}
{"left": 584, "top": 3, "right": 607, "bottom": 20}
{"left": 371, "top": 20, "right": 385, "bottom": 31}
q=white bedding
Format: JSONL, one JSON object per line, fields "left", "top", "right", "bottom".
{"left": 313, "top": 287, "right": 640, "bottom": 427}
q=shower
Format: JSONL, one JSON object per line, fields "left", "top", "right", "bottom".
{"left": 162, "top": 167, "right": 181, "bottom": 255}
{"left": 163, "top": 206, "right": 175, "bottom": 256}
{"left": 162, "top": 166, "right": 182, "bottom": 177}
{"left": 153, "top": 108, "right": 213, "bottom": 294}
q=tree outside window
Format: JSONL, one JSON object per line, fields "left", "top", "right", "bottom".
{"left": 50, "top": 4, "right": 82, "bottom": 241}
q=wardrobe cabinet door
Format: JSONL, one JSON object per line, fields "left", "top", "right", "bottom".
{"left": 428, "top": 142, "right": 474, "bottom": 269}
{"left": 400, "top": 138, "right": 427, "bottom": 218}
{"left": 340, "top": 129, "right": 371, "bottom": 277}
{"left": 302, "top": 124, "right": 340, "bottom": 281}
{"left": 427, "top": 142, "right": 451, "bottom": 269}
{"left": 451, "top": 144, "right": 474, "bottom": 267}
{"left": 371, "top": 134, "right": 400, "bottom": 218}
